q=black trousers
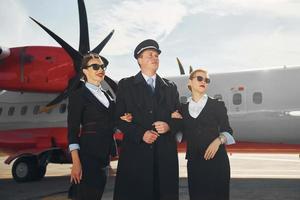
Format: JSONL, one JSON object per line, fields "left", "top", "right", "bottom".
{"left": 69, "top": 182, "right": 105, "bottom": 200}
{"left": 68, "top": 153, "right": 108, "bottom": 200}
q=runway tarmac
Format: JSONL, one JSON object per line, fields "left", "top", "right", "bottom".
{"left": 1, "top": 153, "right": 300, "bottom": 200}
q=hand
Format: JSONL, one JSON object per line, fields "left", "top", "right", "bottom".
{"left": 204, "top": 138, "right": 222, "bottom": 160}
{"left": 120, "top": 113, "right": 133, "bottom": 122}
{"left": 70, "top": 160, "right": 82, "bottom": 184}
{"left": 143, "top": 130, "right": 159, "bottom": 144}
{"left": 152, "top": 121, "right": 170, "bottom": 134}
{"left": 171, "top": 110, "right": 182, "bottom": 119}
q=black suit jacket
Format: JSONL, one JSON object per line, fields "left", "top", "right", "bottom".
{"left": 67, "top": 85, "right": 115, "bottom": 161}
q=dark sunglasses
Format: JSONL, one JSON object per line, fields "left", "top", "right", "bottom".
{"left": 192, "top": 76, "right": 211, "bottom": 84}
{"left": 87, "top": 63, "right": 106, "bottom": 71}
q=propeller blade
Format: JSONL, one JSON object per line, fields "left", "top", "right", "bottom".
{"left": 39, "top": 74, "right": 83, "bottom": 112}
{"left": 176, "top": 57, "right": 185, "bottom": 75}
{"left": 189, "top": 65, "right": 193, "bottom": 74}
{"left": 30, "top": 17, "right": 83, "bottom": 72}
{"left": 78, "top": 0, "right": 90, "bottom": 54}
{"left": 92, "top": 30, "right": 115, "bottom": 54}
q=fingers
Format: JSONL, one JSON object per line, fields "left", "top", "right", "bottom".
{"left": 171, "top": 110, "right": 183, "bottom": 119}
{"left": 204, "top": 145, "right": 218, "bottom": 160}
{"left": 70, "top": 165, "right": 82, "bottom": 184}
{"left": 152, "top": 121, "right": 170, "bottom": 134}
{"left": 204, "top": 148, "right": 216, "bottom": 160}
{"left": 71, "top": 172, "right": 81, "bottom": 184}
{"left": 120, "top": 113, "right": 133, "bottom": 122}
{"left": 204, "top": 138, "right": 222, "bottom": 160}
{"left": 71, "top": 174, "right": 81, "bottom": 184}
{"left": 150, "top": 130, "right": 160, "bottom": 137}
{"left": 143, "top": 131, "right": 159, "bottom": 144}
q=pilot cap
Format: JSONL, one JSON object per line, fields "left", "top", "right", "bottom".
{"left": 134, "top": 39, "right": 161, "bottom": 59}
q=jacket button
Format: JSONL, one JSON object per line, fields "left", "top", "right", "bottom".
{"left": 149, "top": 110, "right": 153, "bottom": 114}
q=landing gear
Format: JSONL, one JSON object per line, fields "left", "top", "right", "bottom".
{"left": 12, "top": 157, "right": 47, "bottom": 182}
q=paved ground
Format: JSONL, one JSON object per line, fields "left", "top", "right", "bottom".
{"left": 1, "top": 153, "right": 300, "bottom": 200}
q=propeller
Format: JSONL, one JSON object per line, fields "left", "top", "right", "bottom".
{"left": 175, "top": 57, "right": 194, "bottom": 75}
{"left": 30, "top": 0, "right": 117, "bottom": 112}
{"left": 176, "top": 57, "right": 185, "bottom": 75}
{"left": 189, "top": 65, "right": 193, "bottom": 74}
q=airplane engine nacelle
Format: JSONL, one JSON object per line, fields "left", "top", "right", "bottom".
{"left": 0, "top": 46, "right": 10, "bottom": 60}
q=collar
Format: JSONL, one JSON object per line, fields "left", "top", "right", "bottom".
{"left": 188, "top": 94, "right": 208, "bottom": 104}
{"left": 141, "top": 73, "right": 156, "bottom": 83}
{"left": 85, "top": 82, "right": 102, "bottom": 92}
{"left": 134, "top": 71, "right": 168, "bottom": 88}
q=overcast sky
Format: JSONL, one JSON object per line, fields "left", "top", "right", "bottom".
{"left": 1, "top": 0, "right": 300, "bottom": 80}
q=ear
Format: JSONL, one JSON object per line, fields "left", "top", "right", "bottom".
{"left": 82, "top": 68, "right": 88, "bottom": 76}
{"left": 137, "top": 57, "right": 142, "bottom": 67}
{"left": 188, "top": 79, "right": 192, "bottom": 90}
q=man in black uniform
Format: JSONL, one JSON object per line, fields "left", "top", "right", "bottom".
{"left": 113, "top": 39, "right": 180, "bottom": 200}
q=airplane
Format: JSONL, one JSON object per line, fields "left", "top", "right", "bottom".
{"left": 1, "top": 0, "right": 300, "bottom": 183}
{"left": 0, "top": 0, "right": 118, "bottom": 182}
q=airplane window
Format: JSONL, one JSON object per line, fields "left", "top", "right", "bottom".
{"left": 253, "top": 92, "right": 262, "bottom": 104}
{"left": 21, "top": 106, "right": 28, "bottom": 115}
{"left": 33, "top": 105, "right": 40, "bottom": 115}
{"left": 59, "top": 104, "right": 67, "bottom": 113}
{"left": 180, "top": 96, "right": 188, "bottom": 104}
{"left": 8, "top": 107, "right": 15, "bottom": 116}
{"left": 214, "top": 94, "right": 222, "bottom": 100}
{"left": 0, "top": 107, "right": 2, "bottom": 115}
{"left": 233, "top": 93, "right": 242, "bottom": 105}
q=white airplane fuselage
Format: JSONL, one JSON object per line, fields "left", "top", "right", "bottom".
{"left": 0, "top": 66, "right": 299, "bottom": 145}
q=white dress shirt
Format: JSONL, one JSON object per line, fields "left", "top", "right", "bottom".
{"left": 188, "top": 95, "right": 235, "bottom": 145}
{"left": 85, "top": 82, "right": 110, "bottom": 108}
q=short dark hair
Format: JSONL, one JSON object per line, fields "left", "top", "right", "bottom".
{"left": 81, "top": 53, "right": 101, "bottom": 69}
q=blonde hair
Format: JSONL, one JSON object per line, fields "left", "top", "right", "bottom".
{"left": 188, "top": 68, "right": 209, "bottom": 91}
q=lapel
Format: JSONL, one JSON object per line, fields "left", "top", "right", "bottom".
{"left": 196, "top": 97, "right": 212, "bottom": 120}
{"left": 155, "top": 75, "right": 168, "bottom": 105}
{"left": 83, "top": 86, "right": 109, "bottom": 112}
{"left": 187, "top": 96, "right": 212, "bottom": 120}
{"left": 132, "top": 72, "right": 168, "bottom": 109}
{"left": 133, "top": 72, "right": 153, "bottom": 108}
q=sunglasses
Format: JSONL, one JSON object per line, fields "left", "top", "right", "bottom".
{"left": 86, "top": 63, "right": 106, "bottom": 71}
{"left": 192, "top": 76, "right": 211, "bottom": 84}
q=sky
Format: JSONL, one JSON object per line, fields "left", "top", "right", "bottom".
{"left": 1, "top": 0, "right": 300, "bottom": 80}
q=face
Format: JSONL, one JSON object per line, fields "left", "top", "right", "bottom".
{"left": 82, "top": 57, "right": 105, "bottom": 84}
{"left": 138, "top": 49, "right": 159, "bottom": 73}
{"left": 188, "top": 71, "right": 210, "bottom": 94}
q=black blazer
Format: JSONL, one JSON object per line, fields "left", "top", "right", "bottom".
{"left": 180, "top": 97, "right": 233, "bottom": 159}
{"left": 67, "top": 85, "right": 115, "bottom": 160}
